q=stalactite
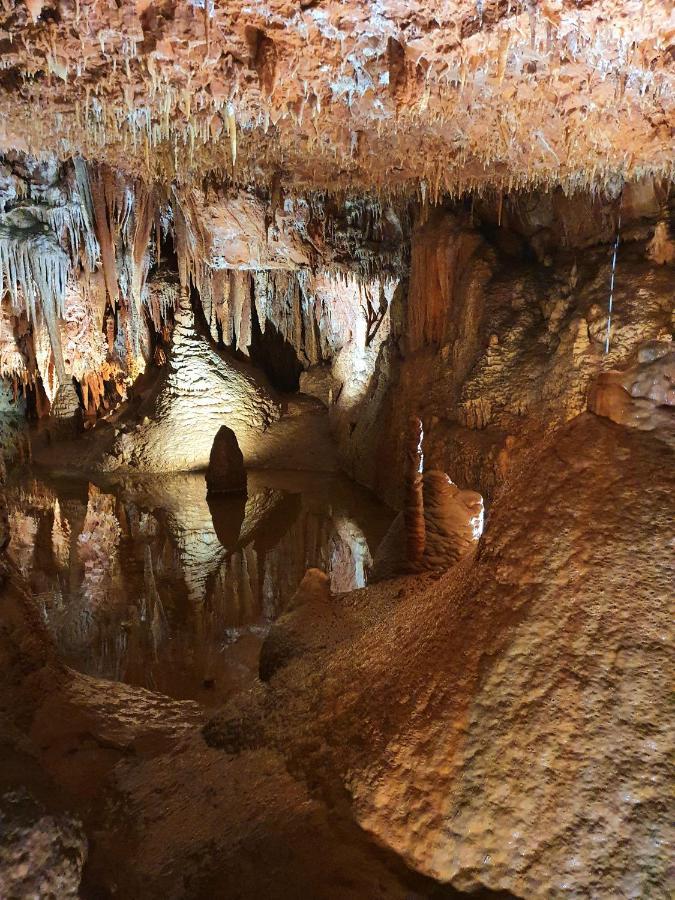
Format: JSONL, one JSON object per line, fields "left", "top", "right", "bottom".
{"left": 231, "top": 269, "right": 247, "bottom": 352}
{"left": 0, "top": 211, "right": 69, "bottom": 383}
{"left": 87, "top": 163, "right": 119, "bottom": 305}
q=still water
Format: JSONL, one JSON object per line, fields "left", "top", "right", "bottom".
{"left": 6, "top": 467, "right": 393, "bottom": 708}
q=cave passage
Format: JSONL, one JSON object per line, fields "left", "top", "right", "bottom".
{"left": 0, "top": 2, "right": 673, "bottom": 898}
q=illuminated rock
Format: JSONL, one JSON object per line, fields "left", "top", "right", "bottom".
{"left": 421, "top": 470, "right": 484, "bottom": 569}
{"left": 588, "top": 340, "right": 674, "bottom": 444}
{"left": 0, "top": 2, "right": 671, "bottom": 199}
{"left": 50, "top": 382, "right": 80, "bottom": 419}
{"left": 204, "top": 414, "right": 673, "bottom": 899}
{"left": 102, "top": 295, "right": 281, "bottom": 472}
{"left": 372, "top": 416, "right": 484, "bottom": 578}
{"left": 206, "top": 426, "right": 247, "bottom": 495}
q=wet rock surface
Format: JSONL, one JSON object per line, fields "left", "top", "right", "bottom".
{"left": 205, "top": 414, "right": 674, "bottom": 898}
{"left": 0, "top": 410, "right": 672, "bottom": 897}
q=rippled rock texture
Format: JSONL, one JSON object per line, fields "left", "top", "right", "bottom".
{"left": 339, "top": 207, "right": 674, "bottom": 506}
{"left": 101, "top": 296, "right": 280, "bottom": 471}
{"left": 1, "top": 398, "right": 672, "bottom": 896}
{"left": 207, "top": 413, "right": 674, "bottom": 898}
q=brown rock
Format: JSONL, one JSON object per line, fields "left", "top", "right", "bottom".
{"left": 259, "top": 568, "right": 332, "bottom": 681}
{"left": 205, "top": 425, "right": 247, "bottom": 495}
{"left": 0, "top": 790, "right": 87, "bottom": 899}
{"left": 0, "top": 453, "right": 7, "bottom": 551}
{"left": 422, "top": 470, "right": 484, "bottom": 569}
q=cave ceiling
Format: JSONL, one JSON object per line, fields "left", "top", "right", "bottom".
{"left": 0, "top": 0, "right": 672, "bottom": 199}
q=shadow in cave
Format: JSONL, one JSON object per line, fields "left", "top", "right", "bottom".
{"left": 247, "top": 297, "right": 304, "bottom": 392}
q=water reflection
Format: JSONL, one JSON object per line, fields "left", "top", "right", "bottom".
{"left": 6, "top": 468, "right": 393, "bottom": 707}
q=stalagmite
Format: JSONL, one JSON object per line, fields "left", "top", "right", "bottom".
{"left": 404, "top": 415, "right": 425, "bottom": 566}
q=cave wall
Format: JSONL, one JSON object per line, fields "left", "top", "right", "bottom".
{"left": 334, "top": 188, "right": 674, "bottom": 507}
{"left": 0, "top": 150, "right": 672, "bottom": 492}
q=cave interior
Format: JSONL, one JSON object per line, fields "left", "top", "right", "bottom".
{"left": 0, "top": 1, "right": 673, "bottom": 898}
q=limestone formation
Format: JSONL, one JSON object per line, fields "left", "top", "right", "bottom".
{"left": 100, "top": 295, "right": 281, "bottom": 472}
{"left": 0, "top": 2, "right": 671, "bottom": 198}
{"left": 0, "top": 1, "right": 672, "bottom": 896}
{"left": 50, "top": 382, "right": 81, "bottom": 420}
{"left": 421, "top": 471, "right": 484, "bottom": 569}
{"left": 588, "top": 340, "right": 674, "bottom": 444}
{"left": 206, "top": 414, "right": 675, "bottom": 899}
{"left": 404, "top": 416, "right": 426, "bottom": 567}
{"left": 372, "top": 416, "right": 484, "bottom": 578}
{"left": 206, "top": 426, "right": 247, "bottom": 495}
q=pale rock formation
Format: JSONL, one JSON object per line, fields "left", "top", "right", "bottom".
{"left": 50, "top": 382, "right": 81, "bottom": 419}
{"left": 588, "top": 340, "right": 674, "bottom": 444}
{"left": 101, "top": 295, "right": 280, "bottom": 472}
{"left": 205, "top": 425, "right": 247, "bottom": 495}
{"left": 421, "top": 471, "right": 484, "bottom": 569}
{"left": 0, "top": 1, "right": 672, "bottom": 199}
{"left": 198, "top": 192, "right": 311, "bottom": 270}
{"left": 647, "top": 221, "right": 675, "bottom": 266}
{"left": 298, "top": 365, "right": 335, "bottom": 407}
{"left": 0, "top": 382, "right": 25, "bottom": 462}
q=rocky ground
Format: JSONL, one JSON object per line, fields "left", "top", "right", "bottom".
{"left": 1, "top": 401, "right": 672, "bottom": 898}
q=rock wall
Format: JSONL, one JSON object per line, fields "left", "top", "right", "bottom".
{"left": 336, "top": 204, "right": 674, "bottom": 506}
{"left": 205, "top": 412, "right": 674, "bottom": 898}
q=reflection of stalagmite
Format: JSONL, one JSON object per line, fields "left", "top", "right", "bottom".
{"left": 144, "top": 545, "right": 168, "bottom": 655}
{"left": 51, "top": 497, "right": 71, "bottom": 569}
{"left": 77, "top": 483, "right": 121, "bottom": 602}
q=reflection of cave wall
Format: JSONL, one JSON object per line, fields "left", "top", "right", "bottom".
{"left": 5, "top": 468, "right": 390, "bottom": 704}
{"left": 0, "top": 150, "right": 672, "bottom": 503}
